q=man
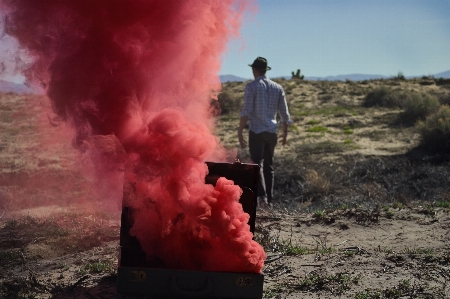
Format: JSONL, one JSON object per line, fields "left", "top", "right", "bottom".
{"left": 238, "top": 57, "right": 292, "bottom": 206}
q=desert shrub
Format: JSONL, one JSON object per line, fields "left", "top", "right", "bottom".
{"left": 438, "top": 93, "right": 450, "bottom": 106}
{"left": 435, "top": 78, "right": 450, "bottom": 86}
{"left": 363, "top": 87, "right": 440, "bottom": 123}
{"left": 217, "top": 91, "right": 241, "bottom": 114}
{"left": 419, "top": 79, "right": 435, "bottom": 86}
{"left": 416, "top": 105, "right": 450, "bottom": 152}
{"left": 284, "top": 83, "right": 296, "bottom": 95}
{"left": 362, "top": 86, "right": 406, "bottom": 108}
{"left": 400, "top": 93, "right": 440, "bottom": 124}
{"left": 305, "top": 170, "right": 330, "bottom": 195}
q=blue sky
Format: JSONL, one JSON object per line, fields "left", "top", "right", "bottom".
{"left": 220, "top": 0, "right": 450, "bottom": 79}
{"left": 1, "top": 1, "right": 449, "bottom": 83}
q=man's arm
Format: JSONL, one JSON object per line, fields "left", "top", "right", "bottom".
{"left": 280, "top": 122, "right": 288, "bottom": 146}
{"left": 278, "top": 88, "right": 292, "bottom": 146}
{"left": 238, "top": 115, "right": 249, "bottom": 149}
{"left": 238, "top": 83, "right": 253, "bottom": 149}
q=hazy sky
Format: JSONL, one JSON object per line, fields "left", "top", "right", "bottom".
{"left": 220, "top": 0, "right": 450, "bottom": 79}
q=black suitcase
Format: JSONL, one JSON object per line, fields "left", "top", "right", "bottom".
{"left": 117, "top": 161, "right": 264, "bottom": 298}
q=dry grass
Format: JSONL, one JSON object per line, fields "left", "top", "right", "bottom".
{"left": 1, "top": 78, "right": 450, "bottom": 298}
{"left": 304, "top": 170, "right": 330, "bottom": 195}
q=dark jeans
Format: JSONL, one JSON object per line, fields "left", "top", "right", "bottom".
{"left": 249, "top": 130, "right": 277, "bottom": 203}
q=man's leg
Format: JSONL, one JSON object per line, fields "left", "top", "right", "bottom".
{"left": 248, "top": 131, "right": 266, "bottom": 199}
{"left": 262, "top": 132, "right": 277, "bottom": 203}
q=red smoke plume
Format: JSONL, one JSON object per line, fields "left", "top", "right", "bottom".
{"left": 1, "top": 0, "right": 265, "bottom": 273}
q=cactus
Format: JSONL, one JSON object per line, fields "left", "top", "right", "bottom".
{"left": 291, "top": 69, "right": 304, "bottom": 80}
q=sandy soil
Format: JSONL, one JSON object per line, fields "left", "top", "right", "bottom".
{"left": 1, "top": 77, "right": 450, "bottom": 298}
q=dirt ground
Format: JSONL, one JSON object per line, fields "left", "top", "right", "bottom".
{"left": 1, "top": 77, "right": 450, "bottom": 298}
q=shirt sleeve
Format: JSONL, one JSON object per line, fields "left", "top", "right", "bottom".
{"left": 240, "top": 83, "right": 254, "bottom": 117}
{"left": 278, "top": 88, "right": 293, "bottom": 125}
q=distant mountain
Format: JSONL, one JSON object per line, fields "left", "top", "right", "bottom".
{"left": 0, "top": 80, "right": 35, "bottom": 93}
{"left": 2, "top": 69, "right": 449, "bottom": 92}
{"left": 305, "top": 73, "right": 388, "bottom": 81}
{"left": 221, "top": 73, "right": 389, "bottom": 82}
{"left": 434, "top": 70, "right": 450, "bottom": 78}
{"left": 220, "top": 69, "right": 450, "bottom": 83}
{"left": 219, "top": 74, "right": 249, "bottom": 83}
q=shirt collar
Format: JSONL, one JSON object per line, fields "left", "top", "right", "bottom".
{"left": 255, "top": 75, "right": 267, "bottom": 80}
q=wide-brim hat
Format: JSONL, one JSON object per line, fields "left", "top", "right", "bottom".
{"left": 248, "top": 57, "right": 271, "bottom": 70}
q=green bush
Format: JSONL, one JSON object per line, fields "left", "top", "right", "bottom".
{"left": 416, "top": 105, "right": 450, "bottom": 152}
{"left": 362, "top": 86, "right": 406, "bottom": 108}
{"left": 400, "top": 93, "right": 440, "bottom": 124}
{"left": 217, "top": 91, "right": 242, "bottom": 114}
{"left": 305, "top": 126, "right": 329, "bottom": 133}
{"left": 363, "top": 87, "right": 440, "bottom": 124}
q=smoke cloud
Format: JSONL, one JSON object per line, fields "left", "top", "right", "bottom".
{"left": 1, "top": 0, "right": 265, "bottom": 273}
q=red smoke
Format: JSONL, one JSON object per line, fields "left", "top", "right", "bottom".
{"left": 1, "top": 0, "right": 265, "bottom": 273}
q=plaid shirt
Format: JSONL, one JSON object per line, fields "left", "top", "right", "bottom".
{"left": 240, "top": 75, "right": 292, "bottom": 134}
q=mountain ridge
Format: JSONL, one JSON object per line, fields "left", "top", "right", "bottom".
{"left": 220, "top": 69, "right": 450, "bottom": 83}
{"left": 2, "top": 70, "right": 449, "bottom": 92}
{"left": 0, "top": 80, "right": 35, "bottom": 94}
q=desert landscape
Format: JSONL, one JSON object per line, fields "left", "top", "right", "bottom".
{"left": 1, "top": 76, "right": 450, "bottom": 298}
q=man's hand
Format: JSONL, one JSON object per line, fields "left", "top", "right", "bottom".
{"left": 280, "top": 123, "right": 288, "bottom": 146}
{"left": 238, "top": 130, "right": 247, "bottom": 148}
{"left": 280, "top": 131, "right": 287, "bottom": 146}
{"left": 238, "top": 115, "right": 249, "bottom": 149}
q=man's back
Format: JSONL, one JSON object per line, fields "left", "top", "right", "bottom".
{"left": 241, "top": 75, "right": 290, "bottom": 134}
